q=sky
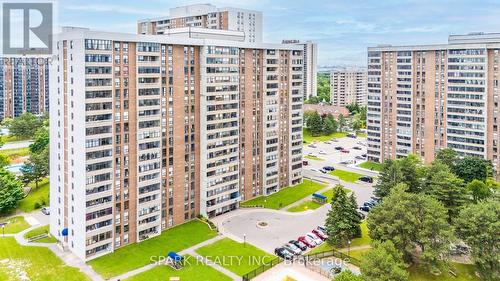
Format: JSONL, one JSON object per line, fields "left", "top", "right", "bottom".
{"left": 57, "top": 0, "right": 500, "bottom": 67}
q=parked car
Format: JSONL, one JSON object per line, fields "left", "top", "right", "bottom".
{"left": 361, "top": 154, "right": 367, "bottom": 158}
{"left": 334, "top": 146, "right": 343, "bottom": 150}
{"left": 308, "top": 153, "right": 317, "bottom": 157}
{"left": 324, "top": 141, "right": 332, "bottom": 144}
{"left": 284, "top": 243, "right": 302, "bottom": 255}
{"left": 353, "top": 146, "right": 362, "bottom": 150}
{"left": 298, "top": 236, "right": 316, "bottom": 248}
{"left": 356, "top": 211, "right": 366, "bottom": 220}
{"left": 347, "top": 133, "right": 357, "bottom": 138}
{"left": 319, "top": 168, "right": 327, "bottom": 174}
{"left": 355, "top": 155, "right": 365, "bottom": 160}
{"left": 308, "top": 144, "right": 317, "bottom": 148}
{"left": 364, "top": 201, "right": 375, "bottom": 207}
{"left": 41, "top": 207, "right": 50, "bottom": 215}
{"left": 331, "top": 138, "right": 339, "bottom": 142}
{"left": 306, "top": 232, "right": 323, "bottom": 245}
{"left": 317, "top": 225, "right": 327, "bottom": 233}
{"left": 359, "top": 176, "right": 373, "bottom": 183}
{"left": 275, "top": 247, "right": 294, "bottom": 260}
{"left": 289, "top": 239, "right": 308, "bottom": 251}
{"left": 312, "top": 229, "right": 328, "bottom": 240}
{"left": 341, "top": 148, "right": 349, "bottom": 153}
{"left": 323, "top": 166, "right": 335, "bottom": 171}
{"left": 359, "top": 206, "right": 371, "bottom": 212}
{"left": 319, "top": 150, "right": 327, "bottom": 155}
{"left": 302, "top": 160, "right": 309, "bottom": 166}
{"left": 310, "top": 168, "right": 319, "bottom": 173}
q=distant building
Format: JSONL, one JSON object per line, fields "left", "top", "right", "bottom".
{"left": 283, "top": 40, "right": 318, "bottom": 100}
{"left": 367, "top": 32, "right": 500, "bottom": 168}
{"left": 137, "top": 4, "right": 263, "bottom": 43}
{"left": 330, "top": 69, "right": 367, "bottom": 106}
{"left": 0, "top": 57, "right": 49, "bottom": 120}
{"left": 303, "top": 104, "right": 349, "bottom": 118}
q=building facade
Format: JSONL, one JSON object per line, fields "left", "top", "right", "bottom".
{"left": 282, "top": 40, "right": 318, "bottom": 100}
{"left": 330, "top": 69, "right": 367, "bottom": 106}
{"left": 50, "top": 29, "right": 303, "bottom": 261}
{"left": 138, "top": 4, "right": 263, "bottom": 43}
{"left": 367, "top": 33, "right": 500, "bottom": 169}
{"left": 0, "top": 57, "right": 49, "bottom": 120}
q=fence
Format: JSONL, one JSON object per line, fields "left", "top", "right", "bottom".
{"left": 241, "top": 257, "right": 282, "bottom": 281}
{"left": 304, "top": 248, "right": 362, "bottom": 267}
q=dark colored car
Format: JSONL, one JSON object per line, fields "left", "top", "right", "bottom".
{"left": 364, "top": 201, "right": 375, "bottom": 207}
{"left": 359, "top": 176, "right": 373, "bottom": 183}
{"left": 341, "top": 148, "right": 349, "bottom": 153}
{"left": 353, "top": 146, "right": 362, "bottom": 150}
{"left": 359, "top": 206, "right": 371, "bottom": 212}
{"left": 355, "top": 155, "right": 365, "bottom": 160}
{"left": 347, "top": 134, "right": 357, "bottom": 138}
{"left": 302, "top": 160, "right": 309, "bottom": 166}
{"left": 334, "top": 146, "right": 343, "bottom": 150}
{"left": 323, "top": 166, "right": 335, "bottom": 171}
{"left": 289, "top": 239, "right": 308, "bottom": 251}
{"left": 275, "top": 247, "right": 294, "bottom": 260}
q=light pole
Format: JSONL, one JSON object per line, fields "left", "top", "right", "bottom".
{"left": 243, "top": 234, "right": 246, "bottom": 247}
{"left": 347, "top": 239, "right": 351, "bottom": 257}
{"left": 0, "top": 223, "right": 6, "bottom": 237}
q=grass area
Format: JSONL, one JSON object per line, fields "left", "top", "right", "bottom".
{"left": 287, "top": 187, "right": 352, "bottom": 212}
{"left": 0, "top": 216, "right": 30, "bottom": 234}
{"left": 23, "top": 225, "right": 57, "bottom": 243}
{"left": 356, "top": 132, "right": 368, "bottom": 138}
{"left": 408, "top": 263, "right": 479, "bottom": 281}
{"left": 304, "top": 155, "right": 324, "bottom": 161}
{"left": 329, "top": 169, "right": 364, "bottom": 183}
{"left": 125, "top": 254, "right": 232, "bottom": 281}
{"left": 0, "top": 147, "right": 29, "bottom": 157}
{"left": 18, "top": 178, "right": 50, "bottom": 213}
{"left": 308, "top": 221, "right": 370, "bottom": 254}
{"left": 196, "top": 238, "right": 276, "bottom": 276}
{"left": 303, "top": 128, "right": 347, "bottom": 144}
{"left": 0, "top": 237, "right": 90, "bottom": 281}
{"left": 358, "top": 161, "right": 383, "bottom": 172}
{"left": 0, "top": 135, "right": 30, "bottom": 143}
{"left": 88, "top": 220, "right": 217, "bottom": 279}
{"left": 240, "top": 179, "right": 327, "bottom": 209}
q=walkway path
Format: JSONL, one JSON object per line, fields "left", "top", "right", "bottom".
{"left": 280, "top": 183, "right": 333, "bottom": 211}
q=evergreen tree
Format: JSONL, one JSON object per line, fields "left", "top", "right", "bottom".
{"left": 306, "top": 111, "right": 323, "bottom": 136}
{"left": 427, "top": 169, "right": 468, "bottom": 223}
{"left": 325, "top": 185, "right": 361, "bottom": 246}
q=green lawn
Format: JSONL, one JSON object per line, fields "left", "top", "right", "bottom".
{"left": 303, "top": 128, "right": 347, "bottom": 144}
{"left": 356, "top": 132, "right": 368, "bottom": 138}
{"left": 240, "top": 179, "right": 327, "bottom": 209}
{"left": 304, "top": 155, "right": 324, "bottom": 161}
{"left": 195, "top": 238, "right": 276, "bottom": 277}
{"left": 0, "top": 237, "right": 90, "bottom": 281}
{"left": 329, "top": 169, "right": 364, "bottom": 183}
{"left": 287, "top": 187, "right": 352, "bottom": 212}
{"left": 23, "top": 225, "right": 57, "bottom": 243}
{"left": 88, "top": 220, "right": 217, "bottom": 279}
{"left": 0, "top": 216, "right": 30, "bottom": 234}
{"left": 408, "top": 263, "right": 479, "bottom": 281}
{"left": 125, "top": 254, "right": 232, "bottom": 281}
{"left": 0, "top": 135, "right": 30, "bottom": 143}
{"left": 0, "top": 147, "right": 29, "bottom": 159}
{"left": 18, "top": 178, "right": 50, "bottom": 213}
{"left": 308, "top": 221, "right": 370, "bottom": 254}
{"left": 358, "top": 161, "right": 383, "bottom": 172}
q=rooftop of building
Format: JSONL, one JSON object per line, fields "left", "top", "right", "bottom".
{"left": 303, "top": 104, "right": 349, "bottom": 117}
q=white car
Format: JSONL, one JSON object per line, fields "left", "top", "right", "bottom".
{"left": 285, "top": 243, "right": 302, "bottom": 255}
{"left": 41, "top": 207, "right": 50, "bottom": 215}
{"left": 303, "top": 235, "right": 317, "bottom": 246}
{"left": 324, "top": 141, "right": 332, "bottom": 144}
{"left": 306, "top": 232, "right": 323, "bottom": 245}
{"left": 310, "top": 168, "right": 319, "bottom": 173}
{"left": 319, "top": 150, "right": 327, "bottom": 155}
{"left": 308, "top": 153, "right": 317, "bottom": 157}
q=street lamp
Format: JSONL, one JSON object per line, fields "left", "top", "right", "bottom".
{"left": 347, "top": 239, "right": 351, "bottom": 257}
{"left": 243, "top": 234, "right": 246, "bottom": 247}
{"left": 0, "top": 223, "right": 6, "bottom": 237}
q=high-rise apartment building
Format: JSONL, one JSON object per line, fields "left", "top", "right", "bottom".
{"left": 138, "top": 4, "right": 263, "bottom": 43}
{"left": 330, "top": 69, "right": 367, "bottom": 106}
{"left": 0, "top": 58, "right": 49, "bottom": 120}
{"left": 50, "top": 28, "right": 303, "bottom": 261}
{"left": 367, "top": 33, "right": 500, "bottom": 169}
{"left": 283, "top": 40, "right": 318, "bottom": 99}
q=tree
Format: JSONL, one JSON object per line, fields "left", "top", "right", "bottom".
{"left": 435, "top": 148, "right": 459, "bottom": 171}
{"left": 346, "top": 103, "right": 361, "bottom": 115}
{"left": 323, "top": 114, "right": 337, "bottom": 135}
{"left": 306, "top": 111, "right": 323, "bottom": 136}
{"left": 374, "top": 159, "right": 403, "bottom": 198}
{"left": 20, "top": 147, "right": 49, "bottom": 189}
{"left": 0, "top": 136, "right": 4, "bottom": 148}
{"left": 426, "top": 169, "right": 468, "bottom": 223}
{"left": 335, "top": 270, "right": 364, "bottom": 281}
{"left": 325, "top": 185, "right": 361, "bottom": 246}
{"left": 337, "top": 114, "right": 347, "bottom": 131}
{"left": 456, "top": 199, "right": 500, "bottom": 281}
{"left": 466, "top": 179, "right": 492, "bottom": 203}
{"left": 0, "top": 154, "right": 10, "bottom": 168}
{"left": 399, "top": 154, "right": 423, "bottom": 193}
{"left": 361, "top": 240, "right": 409, "bottom": 281}
{"left": 0, "top": 168, "right": 24, "bottom": 214}
{"left": 453, "top": 156, "right": 490, "bottom": 183}
{"left": 7, "top": 113, "right": 43, "bottom": 139}
{"left": 29, "top": 126, "right": 49, "bottom": 154}
{"left": 368, "top": 184, "right": 453, "bottom": 267}
{"left": 316, "top": 73, "right": 330, "bottom": 102}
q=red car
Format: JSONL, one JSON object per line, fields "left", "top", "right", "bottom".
{"left": 302, "top": 160, "right": 309, "bottom": 166}
{"left": 312, "top": 229, "right": 328, "bottom": 240}
{"left": 341, "top": 148, "right": 349, "bottom": 153}
{"left": 298, "top": 236, "right": 315, "bottom": 248}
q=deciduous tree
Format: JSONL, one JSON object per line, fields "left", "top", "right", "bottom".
{"left": 361, "top": 240, "right": 409, "bottom": 281}
{"left": 0, "top": 168, "right": 24, "bottom": 214}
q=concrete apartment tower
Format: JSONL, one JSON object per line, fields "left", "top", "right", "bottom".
{"left": 282, "top": 40, "right": 318, "bottom": 100}
{"left": 49, "top": 27, "right": 303, "bottom": 261}
{"left": 367, "top": 33, "right": 500, "bottom": 170}
{"left": 0, "top": 58, "right": 49, "bottom": 120}
{"left": 330, "top": 69, "right": 367, "bottom": 106}
{"left": 137, "top": 4, "right": 263, "bottom": 43}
